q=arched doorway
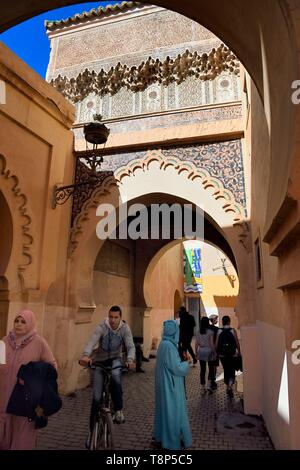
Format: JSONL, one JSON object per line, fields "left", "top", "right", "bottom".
{"left": 143, "top": 235, "right": 240, "bottom": 345}
{"left": 0, "top": 191, "right": 13, "bottom": 337}
{"left": 71, "top": 150, "right": 251, "bottom": 332}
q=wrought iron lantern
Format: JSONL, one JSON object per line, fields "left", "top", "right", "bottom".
{"left": 52, "top": 115, "right": 110, "bottom": 208}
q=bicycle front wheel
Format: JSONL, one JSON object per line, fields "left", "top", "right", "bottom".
{"left": 102, "top": 412, "right": 114, "bottom": 449}
{"left": 95, "top": 411, "right": 115, "bottom": 450}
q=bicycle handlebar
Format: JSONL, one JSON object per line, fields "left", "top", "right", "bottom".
{"left": 78, "top": 360, "right": 128, "bottom": 373}
{"left": 89, "top": 362, "right": 124, "bottom": 372}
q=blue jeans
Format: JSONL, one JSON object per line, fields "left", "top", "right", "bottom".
{"left": 90, "top": 358, "right": 123, "bottom": 431}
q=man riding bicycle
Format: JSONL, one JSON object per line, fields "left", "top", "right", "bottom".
{"left": 80, "top": 305, "right": 135, "bottom": 442}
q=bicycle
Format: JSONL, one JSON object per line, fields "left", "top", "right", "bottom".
{"left": 88, "top": 361, "right": 124, "bottom": 450}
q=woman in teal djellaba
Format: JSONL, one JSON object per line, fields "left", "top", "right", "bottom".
{"left": 154, "top": 320, "right": 192, "bottom": 450}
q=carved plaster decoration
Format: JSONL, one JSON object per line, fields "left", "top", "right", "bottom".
{"left": 68, "top": 150, "right": 248, "bottom": 257}
{"left": 146, "top": 84, "right": 162, "bottom": 113}
{"left": 68, "top": 176, "right": 118, "bottom": 256}
{"left": 0, "top": 154, "right": 33, "bottom": 288}
{"left": 51, "top": 45, "right": 240, "bottom": 103}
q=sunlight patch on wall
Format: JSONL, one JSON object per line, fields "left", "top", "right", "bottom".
{"left": 277, "top": 352, "right": 290, "bottom": 425}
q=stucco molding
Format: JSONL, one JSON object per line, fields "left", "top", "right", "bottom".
{"left": 69, "top": 149, "right": 248, "bottom": 256}
{"left": 115, "top": 149, "right": 246, "bottom": 217}
{"left": 51, "top": 44, "right": 240, "bottom": 102}
{"left": 0, "top": 154, "right": 33, "bottom": 289}
{"left": 68, "top": 176, "right": 118, "bottom": 256}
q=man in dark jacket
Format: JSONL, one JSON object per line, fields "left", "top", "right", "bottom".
{"left": 178, "top": 307, "right": 197, "bottom": 364}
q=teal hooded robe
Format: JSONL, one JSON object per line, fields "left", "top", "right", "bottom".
{"left": 154, "top": 320, "right": 192, "bottom": 450}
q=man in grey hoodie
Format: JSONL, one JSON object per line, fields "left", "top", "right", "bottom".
{"left": 80, "top": 305, "right": 135, "bottom": 432}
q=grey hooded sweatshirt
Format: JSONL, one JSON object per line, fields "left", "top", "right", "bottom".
{"left": 82, "top": 318, "right": 135, "bottom": 363}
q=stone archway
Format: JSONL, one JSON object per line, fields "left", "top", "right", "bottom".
{"left": 64, "top": 150, "right": 254, "bottom": 375}
{"left": 0, "top": 190, "right": 13, "bottom": 276}
{"left": 0, "top": 154, "right": 33, "bottom": 294}
{"left": 69, "top": 150, "right": 252, "bottom": 321}
{"left": 142, "top": 232, "right": 240, "bottom": 351}
{"left": 0, "top": 153, "right": 35, "bottom": 333}
{"left": 0, "top": 154, "right": 34, "bottom": 335}
{"left": 0, "top": 190, "right": 12, "bottom": 337}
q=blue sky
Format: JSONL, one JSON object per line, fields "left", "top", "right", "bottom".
{"left": 0, "top": 2, "right": 118, "bottom": 78}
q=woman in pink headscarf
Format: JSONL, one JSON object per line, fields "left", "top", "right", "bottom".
{"left": 0, "top": 309, "right": 57, "bottom": 450}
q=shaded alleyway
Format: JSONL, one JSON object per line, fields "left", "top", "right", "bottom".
{"left": 37, "top": 359, "right": 273, "bottom": 450}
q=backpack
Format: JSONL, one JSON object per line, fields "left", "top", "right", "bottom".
{"left": 217, "top": 328, "right": 237, "bottom": 356}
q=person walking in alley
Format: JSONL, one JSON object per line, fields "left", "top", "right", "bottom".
{"left": 178, "top": 307, "right": 197, "bottom": 364}
{"left": 195, "top": 316, "right": 216, "bottom": 394}
{"left": 153, "top": 320, "right": 192, "bottom": 450}
{"left": 0, "top": 310, "right": 57, "bottom": 450}
{"left": 208, "top": 313, "right": 220, "bottom": 390}
{"left": 79, "top": 305, "right": 135, "bottom": 446}
{"left": 216, "top": 315, "right": 241, "bottom": 397}
{"left": 133, "top": 336, "right": 147, "bottom": 373}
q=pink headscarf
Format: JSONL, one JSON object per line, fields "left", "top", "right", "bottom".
{"left": 8, "top": 309, "right": 37, "bottom": 349}
{"left": 16, "top": 310, "right": 37, "bottom": 335}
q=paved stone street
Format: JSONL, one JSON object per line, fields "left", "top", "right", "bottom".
{"left": 37, "top": 359, "right": 274, "bottom": 450}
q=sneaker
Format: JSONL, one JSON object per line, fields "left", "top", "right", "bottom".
{"left": 114, "top": 410, "right": 125, "bottom": 424}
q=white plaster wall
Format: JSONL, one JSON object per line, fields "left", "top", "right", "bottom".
{"left": 257, "top": 321, "right": 290, "bottom": 449}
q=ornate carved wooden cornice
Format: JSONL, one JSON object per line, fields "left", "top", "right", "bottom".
{"left": 50, "top": 44, "right": 240, "bottom": 103}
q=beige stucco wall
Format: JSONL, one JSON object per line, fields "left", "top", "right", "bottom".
{"left": 240, "top": 70, "right": 300, "bottom": 449}
{"left": 145, "top": 242, "right": 184, "bottom": 348}
{"left": 0, "top": 42, "right": 75, "bottom": 340}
